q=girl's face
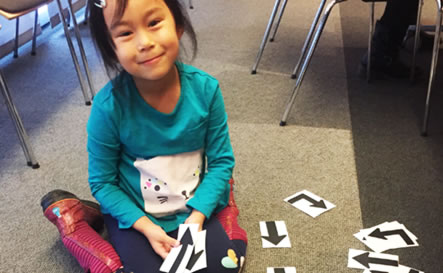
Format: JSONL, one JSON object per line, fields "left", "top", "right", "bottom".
{"left": 103, "top": 0, "right": 182, "bottom": 82}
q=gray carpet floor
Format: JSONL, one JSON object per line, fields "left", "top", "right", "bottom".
{"left": 1, "top": 0, "right": 442, "bottom": 272}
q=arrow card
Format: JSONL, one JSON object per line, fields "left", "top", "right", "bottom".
{"left": 348, "top": 249, "right": 399, "bottom": 271}
{"left": 354, "top": 221, "right": 419, "bottom": 253}
{"left": 160, "top": 224, "right": 207, "bottom": 273}
{"left": 363, "top": 264, "right": 424, "bottom": 273}
{"left": 260, "top": 221, "right": 291, "bottom": 248}
{"left": 284, "top": 190, "right": 335, "bottom": 218}
{"left": 267, "top": 267, "right": 297, "bottom": 273}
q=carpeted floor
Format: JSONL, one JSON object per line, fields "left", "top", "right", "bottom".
{"left": 1, "top": 0, "right": 442, "bottom": 272}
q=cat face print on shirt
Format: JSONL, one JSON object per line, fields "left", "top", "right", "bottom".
{"left": 142, "top": 177, "right": 170, "bottom": 204}
{"left": 133, "top": 149, "right": 203, "bottom": 218}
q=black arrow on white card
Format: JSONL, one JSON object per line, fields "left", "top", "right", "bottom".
{"left": 353, "top": 252, "right": 398, "bottom": 268}
{"left": 181, "top": 228, "right": 194, "bottom": 245}
{"left": 370, "top": 270, "right": 419, "bottom": 273}
{"left": 169, "top": 246, "right": 188, "bottom": 273}
{"left": 262, "top": 221, "right": 287, "bottom": 245}
{"left": 169, "top": 228, "right": 194, "bottom": 273}
{"left": 186, "top": 249, "right": 204, "bottom": 270}
{"left": 368, "top": 228, "right": 415, "bottom": 245}
{"left": 287, "top": 193, "right": 327, "bottom": 209}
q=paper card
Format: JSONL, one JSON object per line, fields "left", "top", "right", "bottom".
{"left": 161, "top": 224, "right": 207, "bottom": 273}
{"left": 260, "top": 221, "right": 291, "bottom": 248}
{"left": 186, "top": 230, "right": 207, "bottom": 272}
{"left": 267, "top": 267, "right": 297, "bottom": 273}
{"left": 348, "top": 248, "right": 399, "bottom": 271}
{"left": 284, "top": 190, "right": 335, "bottom": 218}
{"left": 354, "top": 221, "right": 419, "bottom": 253}
{"left": 397, "top": 264, "right": 424, "bottom": 273}
{"left": 363, "top": 265, "right": 424, "bottom": 273}
{"left": 178, "top": 224, "right": 200, "bottom": 243}
{"left": 160, "top": 244, "right": 194, "bottom": 273}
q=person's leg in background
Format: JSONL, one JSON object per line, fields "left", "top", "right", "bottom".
{"left": 361, "top": 0, "right": 419, "bottom": 78}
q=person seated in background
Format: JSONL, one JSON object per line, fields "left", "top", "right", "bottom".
{"left": 360, "top": 0, "right": 419, "bottom": 79}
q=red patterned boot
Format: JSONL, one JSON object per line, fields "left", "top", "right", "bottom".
{"left": 216, "top": 178, "right": 248, "bottom": 244}
{"left": 41, "top": 190, "right": 122, "bottom": 273}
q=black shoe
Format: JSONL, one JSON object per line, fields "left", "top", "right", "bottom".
{"left": 359, "top": 52, "right": 421, "bottom": 80}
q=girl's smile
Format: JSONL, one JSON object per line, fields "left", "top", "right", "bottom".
{"left": 138, "top": 52, "right": 165, "bottom": 66}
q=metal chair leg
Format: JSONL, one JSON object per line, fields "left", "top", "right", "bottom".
{"left": 421, "top": 0, "right": 442, "bottom": 136}
{"left": 281, "top": 0, "right": 345, "bottom": 126}
{"left": 269, "top": 0, "right": 289, "bottom": 42}
{"left": 410, "top": 0, "right": 424, "bottom": 82}
{"left": 84, "top": 0, "right": 89, "bottom": 24}
{"left": 67, "top": 0, "right": 96, "bottom": 98}
{"left": 55, "top": 0, "right": 92, "bottom": 105}
{"left": 367, "top": 2, "right": 375, "bottom": 82}
{"left": 31, "top": 10, "right": 38, "bottom": 56}
{"left": 291, "top": 0, "right": 327, "bottom": 79}
{"left": 14, "top": 18, "right": 19, "bottom": 58}
{"left": 0, "top": 70, "right": 39, "bottom": 168}
{"left": 251, "top": 0, "right": 282, "bottom": 74}
{"left": 189, "top": 0, "right": 194, "bottom": 9}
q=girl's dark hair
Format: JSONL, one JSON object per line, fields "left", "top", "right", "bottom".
{"left": 88, "top": 0, "right": 197, "bottom": 78}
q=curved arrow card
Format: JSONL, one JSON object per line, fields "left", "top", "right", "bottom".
{"left": 284, "top": 190, "right": 335, "bottom": 218}
{"left": 260, "top": 221, "right": 291, "bottom": 248}
{"left": 354, "top": 221, "right": 419, "bottom": 253}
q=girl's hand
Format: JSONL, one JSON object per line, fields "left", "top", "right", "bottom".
{"left": 184, "top": 209, "right": 206, "bottom": 231}
{"left": 133, "top": 216, "right": 180, "bottom": 259}
{"left": 144, "top": 224, "right": 180, "bottom": 259}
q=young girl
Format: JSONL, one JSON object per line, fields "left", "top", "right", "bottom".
{"left": 85, "top": 0, "right": 247, "bottom": 272}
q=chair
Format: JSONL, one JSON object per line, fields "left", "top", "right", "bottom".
{"left": 422, "top": 0, "right": 442, "bottom": 135}
{"left": 251, "top": 0, "right": 329, "bottom": 78}
{"left": 280, "top": 0, "right": 346, "bottom": 126}
{"left": 0, "top": 0, "right": 94, "bottom": 167}
{"left": 1, "top": 67, "right": 39, "bottom": 168}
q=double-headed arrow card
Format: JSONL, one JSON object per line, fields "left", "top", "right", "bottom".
{"left": 284, "top": 190, "right": 335, "bottom": 218}
{"left": 259, "top": 221, "right": 291, "bottom": 248}
{"left": 267, "top": 267, "right": 297, "bottom": 273}
{"left": 348, "top": 249, "right": 399, "bottom": 271}
{"left": 362, "top": 264, "right": 424, "bottom": 273}
{"left": 160, "top": 224, "right": 207, "bottom": 273}
{"left": 354, "top": 221, "right": 418, "bottom": 253}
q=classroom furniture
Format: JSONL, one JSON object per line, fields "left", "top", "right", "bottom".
{"left": 0, "top": 0, "right": 94, "bottom": 167}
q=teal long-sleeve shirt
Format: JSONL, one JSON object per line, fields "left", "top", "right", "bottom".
{"left": 87, "top": 63, "right": 234, "bottom": 232}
